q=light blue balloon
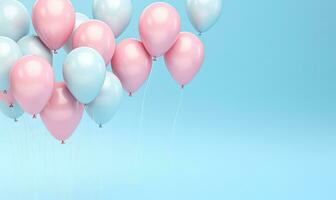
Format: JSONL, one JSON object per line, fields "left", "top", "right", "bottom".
{"left": 63, "top": 47, "right": 106, "bottom": 104}
{"left": 18, "top": 35, "right": 53, "bottom": 65}
{"left": 0, "top": 36, "right": 22, "bottom": 91}
{"left": 64, "top": 12, "right": 90, "bottom": 53}
{"left": 0, "top": 0, "right": 30, "bottom": 41}
{"left": 86, "top": 72, "right": 123, "bottom": 127}
{"left": 93, "top": 0, "right": 132, "bottom": 38}
{"left": 186, "top": 0, "right": 222, "bottom": 34}
{"left": 0, "top": 99, "right": 24, "bottom": 121}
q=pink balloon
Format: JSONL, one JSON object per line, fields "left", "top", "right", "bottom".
{"left": 164, "top": 32, "right": 204, "bottom": 87}
{"left": 10, "top": 55, "right": 54, "bottom": 116}
{"left": 32, "top": 0, "right": 75, "bottom": 51}
{"left": 112, "top": 39, "right": 152, "bottom": 95}
{"left": 73, "top": 20, "right": 116, "bottom": 65}
{"left": 139, "top": 2, "right": 181, "bottom": 58}
{"left": 41, "top": 82, "right": 84, "bottom": 144}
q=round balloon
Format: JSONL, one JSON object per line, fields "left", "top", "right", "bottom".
{"left": 93, "top": 0, "right": 132, "bottom": 38}
{"left": 139, "top": 2, "right": 180, "bottom": 58}
{"left": 18, "top": 35, "right": 53, "bottom": 65}
{"left": 164, "top": 32, "right": 204, "bottom": 87}
{"left": 41, "top": 82, "right": 84, "bottom": 144}
{"left": 0, "top": 36, "right": 22, "bottom": 92}
{"left": 10, "top": 55, "right": 54, "bottom": 116}
{"left": 0, "top": 90, "right": 23, "bottom": 121}
{"left": 64, "top": 12, "right": 89, "bottom": 53}
{"left": 112, "top": 39, "right": 152, "bottom": 95}
{"left": 186, "top": 0, "right": 222, "bottom": 34}
{"left": 63, "top": 47, "right": 106, "bottom": 104}
{"left": 0, "top": 0, "right": 30, "bottom": 41}
{"left": 73, "top": 20, "right": 116, "bottom": 65}
{"left": 32, "top": 0, "right": 75, "bottom": 51}
{"left": 86, "top": 72, "right": 123, "bottom": 127}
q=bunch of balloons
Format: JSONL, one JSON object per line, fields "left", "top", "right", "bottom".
{"left": 0, "top": 0, "right": 222, "bottom": 144}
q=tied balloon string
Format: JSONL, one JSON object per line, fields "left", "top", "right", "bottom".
{"left": 169, "top": 89, "right": 184, "bottom": 160}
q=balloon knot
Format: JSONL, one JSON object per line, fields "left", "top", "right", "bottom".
{"left": 198, "top": 32, "right": 202, "bottom": 36}
{"left": 32, "top": 114, "right": 37, "bottom": 119}
{"left": 53, "top": 50, "right": 58, "bottom": 54}
{"left": 153, "top": 57, "right": 157, "bottom": 61}
{"left": 129, "top": 92, "right": 132, "bottom": 97}
{"left": 14, "top": 118, "right": 18, "bottom": 122}
{"left": 181, "top": 85, "right": 185, "bottom": 89}
{"left": 3, "top": 90, "right": 7, "bottom": 94}
{"left": 9, "top": 103, "right": 14, "bottom": 108}
{"left": 61, "top": 140, "right": 65, "bottom": 144}
{"left": 99, "top": 124, "right": 102, "bottom": 128}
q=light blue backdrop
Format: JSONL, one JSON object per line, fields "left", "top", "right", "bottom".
{"left": 1, "top": 0, "right": 336, "bottom": 199}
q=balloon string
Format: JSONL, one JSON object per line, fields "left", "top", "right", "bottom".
{"left": 134, "top": 66, "right": 154, "bottom": 167}
{"left": 169, "top": 89, "right": 184, "bottom": 159}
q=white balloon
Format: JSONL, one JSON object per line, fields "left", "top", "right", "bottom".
{"left": 86, "top": 72, "right": 123, "bottom": 126}
{"left": 93, "top": 0, "right": 132, "bottom": 38}
{"left": 186, "top": 0, "right": 222, "bottom": 33}
{"left": 18, "top": 35, "right": 53, "bottom": 65}
{"left": 63, "top": 13, "right": 90, "bottom": 53}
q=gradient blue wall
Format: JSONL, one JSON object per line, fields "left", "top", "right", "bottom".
{"left": 1, "top": 0, "right": 336, "bottom": 199}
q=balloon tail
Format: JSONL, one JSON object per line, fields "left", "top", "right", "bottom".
{"left": 61, "top": 140, "right": 65, "bottom": 144}
{"left": 198, "top": 32, "right": 202, "bottom": 36}
{"left": 153, "top": 57, "right": 157, "bottom": 61}
{"left": 99, "top": 124, "right": 102, "bottom": 128}
{"left": 3, "top": 90, "right": 7, "bottom": 94}
{"left": 32, "top": 114, "right": 37, "bottom": 119}
{"left": 9, "top": 103, "right": 14, "bottom": 108}
{"left": 181, "top": 85, "right": 185, "bottom": 89}
{"left": 14, "top": 118, "right": 18, "bottom": 122}
{"left": 53, "top": 50, "right": 58, "bottom": 54}
{"left": 129, "top": 92, "right": 132, "bottom": 97}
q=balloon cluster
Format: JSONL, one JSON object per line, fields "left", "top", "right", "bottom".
{"left": 0, "top": 0, "right": 222, "bottom": 143}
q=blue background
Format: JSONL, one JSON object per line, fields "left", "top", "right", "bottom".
{"left": 1, "top": 0, "right": 336, "bottom": 199}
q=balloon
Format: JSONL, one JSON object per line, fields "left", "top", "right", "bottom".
{"left": 41, "top": 82, "right": 84, "bottom": 144}
{"left": 86, "top": 72, "right": 123, "bottom": 127}
{"left": 0, "top": 90, "right": 24, "bottom": 121}
{"left": 63, "top": 47, "right": 106, "bottom": 104}
{"left": 139, "top": 2, "right": 180, "bottom": 58}
{"left": 164, "top": 32, "right": 204, "bottom": 87}
{"left": 32, "top": 0, "right": 75, "bottom": 51}
{"left": 93, "top": 0, "right": 132, "bottom": 38}
{"left": 64, "top": 12, "right": 89, "bottom": 53}
{"left": 73, "top": 20, "right": 116, "bottom": 65}
{"left": 112, "top": 39, "right": 152, "bottom": 95}
{"left": 186, "top": 0, "right": 222, "bottom": 34}
{"left": 10, "top": 55, "right": 54, "bottom": 116}
{"left": 18, "top": 35, "right": 53, "bottom": 65}
{"left": 0, "top": 36, "right": 22, "bottom": 92}
{"left": 0, "top": 0, "right": 30, "bottom": 41}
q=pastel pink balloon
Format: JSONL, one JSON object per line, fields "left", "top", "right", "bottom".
{"left": 41, "top": 82, "right": 84, "bottom": 144}
{"left": 73, "top": 20, "right": 116, "bottom": 65}
{"left": 112, "top": 39, "right": 152, "bottom": 95}
{"left": 0, "top": 90, "right": 15, "bottom": 106}
{"left": 139, "top": 2, "right": 181, "bottom": 58}
{"left": 164, "top": 32, "right": 204, "bottom": 87}
{"left": 10, "top": 55, "right": 54, "bottom": 116}
{"left": 32, "top": 0, "right": 75, "bottom": 51}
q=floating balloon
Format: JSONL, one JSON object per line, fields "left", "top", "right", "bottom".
{"left": 18, "top": 35, "right": 53, "bottom": 65}
{"left": 86, "top": 72, "right": 123, "bottom": 127}
{"left": 0, "top": 90, "right": 24, "bottom": 121}
{"left": 41, "top": 82, "right": 84, "bottom": 144}
{"left": 186, "top": 0, "right": 222, "bottom": 34}
{"left": 73, "top": 20, "right": 116, "bottom": 65}
{"left": 63, "top": 47, "right": 106, "bottom": 104}
{"left": 139, "top": 2, "right": 180, "bottom": 58}
{"left": 32, "top": 0, "right": 75, "bottom": 51}
{"left": 112, "top": 39, "right": 152, "bottom": 95}
{"left": 0, "top": 36, "right": 22, "bottom": 92}
{"left": 64, "top": 12, "right": 89, "bottom": 53}
{"left": 164, "top": 32, "right": 204, "bottom": 87}
{"left": 93, "top": 0, "right": 132, "bottom": 38}
{"left": 10, "top": 55, "right": 54, "bottom": 116}
{"left": 0, "top": 0, "right": 30, "bottom": 41}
